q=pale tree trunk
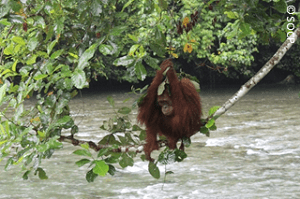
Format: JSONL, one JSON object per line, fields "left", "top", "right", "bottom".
{"left": 211, "top": 27, "right": 300, "bottom": 119}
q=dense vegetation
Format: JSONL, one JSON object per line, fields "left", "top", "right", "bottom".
{"left": 0, "top": 0, "right": 299, "bottom": 182}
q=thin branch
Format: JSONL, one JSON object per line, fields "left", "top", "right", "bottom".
{"left": 58, "top": 135, "right": 168, "bottom": 153}
{"left": 211, "top": 27, "right": 300, "bottom": 119}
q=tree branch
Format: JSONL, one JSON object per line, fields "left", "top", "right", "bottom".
{"left": 58, "top": 135, "right": 168, "bottom": 153}
{"left": 211, "top": 27, "right": 300, "bottom": 119}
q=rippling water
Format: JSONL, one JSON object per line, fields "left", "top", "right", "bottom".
{"left": 1, "top": 85, "right": 300, "bottom": 199}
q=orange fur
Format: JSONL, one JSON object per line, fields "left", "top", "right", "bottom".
{"left": 137, "top": 59, "right": 202, "bottom": 160}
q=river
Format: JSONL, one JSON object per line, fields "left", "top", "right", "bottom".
{"left": 1, "top": 85, "right": 300, "bottom": 199}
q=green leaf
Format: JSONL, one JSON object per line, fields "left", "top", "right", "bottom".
{"left": 182, "top": 137, "right": 191, "bottom": 148}
{"left": 0, "top": 18, "right": 10, "bottom": 26}
{"left": 148, "top": 161, "right": 160, "bottom": 179}
{"left": 208, "top": 106, "right": 220, "bottom": 116}
{"left": 71, "top": 90, "right": 78, "bottom": 98}
{"left": 226, "top": 29, "right": 238, "bottom": 39}
{"left": 174, "top": 149, "right": 187, "bottom": 162}
{"left": 123, "top": 97, "right": 131, "bottom": 103}
{"left": 99, "top": 44, "right": 113, "bottom": 55}
{"left": 144, "top": 56, "right": 159, "bottom": 69}
{"left": 276, "top": 29, "right": 286, "bottom": 43}
{"left": 132, "top": 124, "right": 142, "bottom": 131}
{"left": 35, "top": 16, "right": 46, "bottom": 29}
{"left": 93, "top": 160, "right": 109, "bottom": 176}
{"left": 50, "top": 49, "right": 64, "bottom": 59}
{"left": 14, "top": 44, "right": 22, "bottom": 54}
{"left": 78, "top": 43, "right": 98, "bottom": 69}
{"left": 26, "top": 55, "right": 37, "bottom": 65}
{"left": 48, "top": 137, "right": 63, "bottom": 150}
{"left": 149, "top": 42, "right": 165, "bottom": 57}
{"left": 121, "top": 0, "right": 134, "bottom": 12}
{"left": 47, "top": 40, "right": 57, "bottom": 55}
{"left": 36, "top": 168, "right": 48, "bottom": 180}
{"left": 205, "top": 118, "right": 215, "bottom": 128}
{"left": 158, "top": 149, "right": 175, "bottom": 165}
{"left": 36, "top": 143, "right": 55, "bottom": 153}
{"left": 158, "top": 0, "right": 168, "bottom": 11}
{"left": 73, "top": 149, "right": 92, "bottom": 157}
{"left": 4, "top": 44, "right": 13, "bottom": 55}
{"left": 119, "top": 153, "right": 134, "bottom": 168}
{"left": 136, "top": 45, "right": 145, "bottom": 57}
{"left": 56, "top": 116, "right": 73, "bottom": 128}
{"left": 37, "top": 130, "right": 46, "bottom": 139}
{"left": 0, "top": 4, "right": 10, "bottom": 18}
{"left": 12, "top": 60, "right": 18, "bottom": 72}
{"left": 45, "top": 25, "right": 54, "bottom": 42}
{"left": 81, "top": 143, "right": 90, "bottom": 150}
{"left": 200, "top": 126, "right": 210, "bottom": 137}
{"left": 76, "top": 159, "right": 91, "bottom": 167}
{"left": 4, "top": 157, "right": 13, "bottom": 170}
{"left": 0, "top": 140, "right": 8, "bottom": 146}
{"left": 209, "top": 123, "right": 217, "bottom": 131}
{"left": 97, "top": 148, "right": 109, "bottom": 157}
{"left": 14, "top": 104, "right": 24, "bottom": 121}
{"left": 12, "top": 36, "right": 25, "bottom": 45}
{"left": 34, "top": 74, "right": 48, "bottom": 80}
{"left": 113, "top": 56, "right": 134, "bottom": 66}
{"left": 166, "top": 171, "right": 174, "bottom": 175}
{"left": 240, "top": 22, "right": 251, "bottom": 35}
{"left": 54, "top": 18, "right": 64, "bottom": 34}
{"left": 135, "top": 61, "right": 147, "bottom": 80}
{"left": 118, "top": 135, "right": 126, "bottom": 144}
{"left": 71, "top": 125, "right": 79, "bottom": 135}
{"left": 98, "top": 134, "right": 121, "bottom": 145}
{"left": 11, "top": 0, "right": 22, "bottom": 12}
{"left": 68, "top": 52, "right": 78, "bottom": 59}
{"left": 105, "top": 154, "right": 120, "bottom": 164}
{"left": 274, "top": 0, "right": 287, "bottom": 13}
{"left": 128, "top": 44, "right": 140, "bottom": 56}
{"left": 45, "top": 94, "right": 56, "bottom": 107}
{"left": 107, "top": 96, "right": 115, "bottom": 107}
{"left": 91, "top": 0, "right": 102, "bottom": 16}
{"left": 72, "top": 68, "right": 86, "bottom": 89}
{"left": 86, "top": 169, "right": 98, "bottom": 183}
{"left": 27, "top": 37, "right": 39, "bottom": 51}
{"left": 110, "top": 25, "right": 127, "bottom": 36}
{"left": 139, "top": 130, "right": 146, "bottom": 141}
{"left": 108, "top": 165, "right": 116, "bottom": 176}
{"left": 224, "top": 11, "right": 239, "bottom": 19}
{"left": 155, "top": 27, "right": 166, "bottom": 44}
{"left": 128, "top": 34, "right": 138, "bottom": 42}
{"left": 0, "top": 83, "right": 7, "bottom": 104}
{"left": 22, "top": 171, "right": 30, "bottom": 180}
{"left": 118, "top": 107, "right": 131, "bottom": 114}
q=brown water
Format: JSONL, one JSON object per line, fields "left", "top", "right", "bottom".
{"left": 1, "top": 85, "right": 300, "bottom": 199}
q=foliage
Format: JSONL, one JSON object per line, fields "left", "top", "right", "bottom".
{"left": 199, "top": 106, "right": 220, "bottom": 137}
{"left": 72, "top": 96, "right": 191, "bottom": 181}
{"left": 0, "top": 0, "right": 139, "bottom": 181}
{"left": 218, "top": 0, "right": 300, "bottom": 77}
{"left": 0, "top": 0, "right": 299, "bottom": 182}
